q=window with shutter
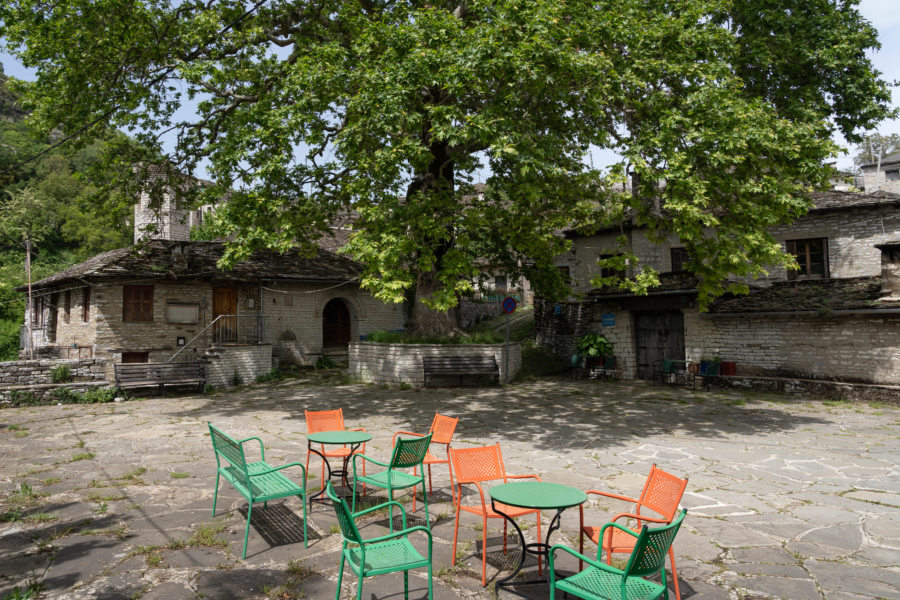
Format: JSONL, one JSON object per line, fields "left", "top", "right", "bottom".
{"left": 786, "top": 238, "right": 828, "bottom": 280}
{"left": 123, "top": 285, "right": 154, "bottom": 322}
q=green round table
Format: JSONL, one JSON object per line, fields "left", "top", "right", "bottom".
{"left": 489, "top": 481, "right": 587, "bottom": 587}
{"left": 306, "top": 430, "right": 372, "bottom": 506}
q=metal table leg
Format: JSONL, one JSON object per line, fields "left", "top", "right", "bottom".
{"left": 307, "top": 441, "right": 364, "bottom": 507}
{"left": 492, "top": 500, "right": 565, "bottom": 588}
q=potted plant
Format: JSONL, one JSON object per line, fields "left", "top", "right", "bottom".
{"left": 575, "top": 333, "right": 614, "bottom": 368}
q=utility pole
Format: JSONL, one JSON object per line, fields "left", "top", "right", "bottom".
{"left": 25, "top": 237, "right": 34, "bottom": 359}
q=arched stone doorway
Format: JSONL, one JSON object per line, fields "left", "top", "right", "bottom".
{"left": 322, "top": 298, "right": 351, "bottom": 349}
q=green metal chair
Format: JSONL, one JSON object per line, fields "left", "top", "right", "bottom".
{"left": 327, "top": 482, "right": 433, "bottom": 600}
{"left": 549, "top": 509, "right": 687, "bottom": 600}
{"left": 655, "top": 359, "right": 674, "bottom": 386}
{"left": 352, "top": 433, "right": 433, "bottom": 529}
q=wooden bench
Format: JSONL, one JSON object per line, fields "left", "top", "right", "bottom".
{"left": 208, "top": 423, "right": 307, "bottom": 558}
{"left": 114, "top": 362, "right": 206, "bottom": 393}
{"left": 422, "top": 355, "right": 500, "bottom": 387}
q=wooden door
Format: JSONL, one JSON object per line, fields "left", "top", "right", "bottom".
{"left": 635, "top": 311, "right": 685, "bottom": 380}
{"left": 322, "top": 298, "right": 351, "bottom": 348}
{"left": 213, "top": 287, "right": 238, "bottom": 342}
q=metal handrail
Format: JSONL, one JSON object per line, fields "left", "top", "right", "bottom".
{"left": 166, "top": 315, "right": 225, "bottom": 363}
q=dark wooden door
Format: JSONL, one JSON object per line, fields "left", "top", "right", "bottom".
{"left": 635, "top": 311, "right": 685, "bottom": 380}
{"left": 322, "top": 298, "right": 351, "bottom": 348}
{"left": 212, "top": 287, "right": 238, "bottom": 342}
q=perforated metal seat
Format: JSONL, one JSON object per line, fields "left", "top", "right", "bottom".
{"left": 580, "top": 464, "right": 688, "bottom": 600}
{"left": 327, "top": 482, "right": 432, "bottom": 600}
{"left": 448, "top": 443, "right": 542, "bottom": 586}
{"left": 352, "top": 433, "right": 433, "bottom": 527}
{"left": 551, "top": 509, "right": 687, "bottom": 600}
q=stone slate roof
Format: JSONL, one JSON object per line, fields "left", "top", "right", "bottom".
{"left": 860, "top": 151, "right": 900, "bottom": 170}
{"left": 25, "top": 240, "right": 362, "bottom": 291}
{"left": 708, "top": 277, "right": 900, "bottom": 314}
{"left": 810, "top": 189, "right": 900, "bottom": 211}
{"left": 589, "top": 271, "right": 701, "bottom": 298}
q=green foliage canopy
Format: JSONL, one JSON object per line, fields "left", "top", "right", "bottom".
{"left": 1, "top": 0, "right": 894, "bottom": 333}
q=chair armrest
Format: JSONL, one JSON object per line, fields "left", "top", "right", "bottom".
{"left": 238, "top": 436, "right": 265, "bottom": 461}
{"left": 353, "top": 453, "right": 389, "bottom": 469}
{"left": 610, "top": 512, "right": 668, "bottom": 525}
{"left": 586, "top": 490, "right": 639, "bottom": 504}
{"left": 507, "top": 474, "right": 542, "bottom": 482}
{"left": 354, "top": 499, "right": 407, "bottom": 518}
{"left": 599, "top": 520, "right": 640, "bottom": 545}
{"left": 249, "top": 462, "right": 306, "bottom": 478}
{"left": 392, "top": 431, "right": 425, "bottom": 446}
{"left": 549, "top": 544, "right": 624, "bottom": 575}
{"left": 364, "top": 524, "right": 432, "bottom": 545}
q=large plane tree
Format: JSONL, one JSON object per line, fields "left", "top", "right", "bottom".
{"left": 1, "top": 0, "right": 893, "bottom": 335}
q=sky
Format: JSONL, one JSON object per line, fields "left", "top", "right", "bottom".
{"left": 2, "top": 0, "right": 899, "bottom": 175}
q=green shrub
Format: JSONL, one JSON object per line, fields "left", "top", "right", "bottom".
{"left": 51, "top": 387, "right": 80, "bottom": 403}
{"left": 79, "top": 388, "right": 118, "bottom": 404}
{"left": 50, "top": 363, "right": 71, "bottom": 383}
{"left": 9, "top": 390, "right": 39, "bottom": 406}
{"left": 315, "top": 355, "right": 338, "bottom": 369}
{"left": 255, "top": 368, "right": 282, "bottom": 383}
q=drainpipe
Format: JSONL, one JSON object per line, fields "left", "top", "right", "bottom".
{"left": 258, "top": 286, "right": 264, "bottom": 343}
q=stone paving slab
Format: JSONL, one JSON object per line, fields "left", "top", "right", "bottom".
{"left": 1, "top": 376, "right": 899, "bottom": 599}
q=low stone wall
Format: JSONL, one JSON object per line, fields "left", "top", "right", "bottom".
{"left": 0, "top": 382, "right": 112, "bottom": 406}
{"left": 0, "top": 358, "right": 108, "bottom": 388}
{"left": 717, "top": 375, "right": 900, "bottom": 404}
{"left": 350, "top": 341, "right": 522, "bottom": 387}
{"left": 205, "top": 344, "right": 272, "bottom": 388}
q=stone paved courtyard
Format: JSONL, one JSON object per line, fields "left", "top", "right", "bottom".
{"left": 1, "top": 374, "right": 899, "bottom": 600}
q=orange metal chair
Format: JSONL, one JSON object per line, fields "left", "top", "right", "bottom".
{"left": 579, "top": 463, "right": 688, "bottom": 600}
{"left": 449, "top": 443, "right": 542, "bottom": 586}
{"left": 304, "top": 409, "right": 366, "bottom": 495}
{"left": 392, "top": 413, "right": 459, "bottom": 501}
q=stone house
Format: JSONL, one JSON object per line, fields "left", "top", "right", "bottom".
{"left": 19, "top": 240, "right": 406, "bottom": 386}
{"left": 538, "top": 190, "right": 900, "bottom": 389}
{"left": 860, "top": 151, "right": 900, "bottom": 194}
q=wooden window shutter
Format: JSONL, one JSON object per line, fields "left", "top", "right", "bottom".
{"left": 82, "top": 287, "right": 91, "bottom": 322}
{"left": 123, "top": 285, "right": 154, "bottom": 322}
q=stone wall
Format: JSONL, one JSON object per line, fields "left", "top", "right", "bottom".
{"left": 0, "top": 359, "right": 107, "bottom": 388}
{"left": 685, "top": 309, "right": 900, "bottom": 384}
{"left": 0, "top": 382, "right": 111, "bottom": 406}
{"left": 260, "top": 283, "right": 406, "bottom": 365}
{"left": 560, "top": 203, "right": 900, "bottom": 293}
{"left": 349, "top": 342, "right": 521, "bottom": 387}
{"left": 459, "top": 298, "right": 505, "bottom": 328}
{"left": 205, "top": 344, "right": 272, "bottom": 388}
{"left": 534, "top": 299, "right": 636, "bottom": 378}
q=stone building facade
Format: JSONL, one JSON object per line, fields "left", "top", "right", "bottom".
{"left": 20, "top": 241, "right": 406, "bottom": 385}
{"left": 860, "top": 151, "right": 900, "bottom": 195}
{"left": 539, "top": 190, "right": 900, "bottom": 387}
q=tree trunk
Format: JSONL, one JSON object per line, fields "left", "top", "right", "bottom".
{"left": 404, "top": 138, "right": 460, "bottom": 338}
{"left": 407, "top": 269, "right": 461, "bottom": 338}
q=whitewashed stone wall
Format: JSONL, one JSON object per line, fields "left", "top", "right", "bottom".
{"left": 0, "top": 359, "right": 107, "bottom": 387}
{"left": 861, "top": 170, "right": 900, "bottom": 195}
{"left": 684, "top": 308, "right": 900, "bottom": 384}
{"left": 205, "top": 344, "right": 272, "bottom": 388}
{"left": 350, "top": 342, "right": 521, "bottom": 387}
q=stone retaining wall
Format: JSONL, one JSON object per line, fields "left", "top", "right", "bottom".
{"left": 205, "top": 344, "right": 272, "bottom": 388}
{"left": 350, "top": 342, "right": 522, "bottom": 387}
{"left": 0, "top": 382, "right": 111, "bottom": 406}
{"left": 0, "top": 359, "right": 108, "bottom": 388}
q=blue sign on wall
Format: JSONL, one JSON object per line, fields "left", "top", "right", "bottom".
{"left": 601, "top": 313, "right": 615, "bottom": 327}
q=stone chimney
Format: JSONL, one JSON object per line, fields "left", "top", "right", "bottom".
{"left": 875, "top": 242, "right": 900, "bottom": 300}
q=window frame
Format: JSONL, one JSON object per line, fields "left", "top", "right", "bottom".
{"left": 123, "top": 285, "right": 154, "bottom": 322}
{"left": 670, "top": 247, "right": 690, "bottom": 273}
{"left": 786, "top": 238, "right": 829, "bottom": 280}
{"left": 82, "top": 287, "right": 91, "bottom": 323}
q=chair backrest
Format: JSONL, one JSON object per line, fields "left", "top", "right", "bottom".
{"left": 326, "top": 482, "right": 364, "bottom": 546}
{"left": 449, "top": 443, "right": 506, "bottom": 484}
{"left": 208, "top": 423, "right": 250, "bottom": 486}
{"left": 661, "top": 359, "right": 673, "bottom": 374}
{"left": 707, "top": 361, "right": 721, "bottom": 376}
{"left": 604, "top": 355, "right": 617, "bottom": 369}
{"left": 636, "top": 464, "right": 688, "bottom": 521}
{"left": 391, "top": 433, "right": 434, "bottom": 468}
{"left": 624, "top": 509, "right": 687, "bottom": 578}
{"left": 429, "top": 413, "right": 459, "bottom": 445}
{"left": 306, "top": 408, "right": 344, "bottom": 434}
